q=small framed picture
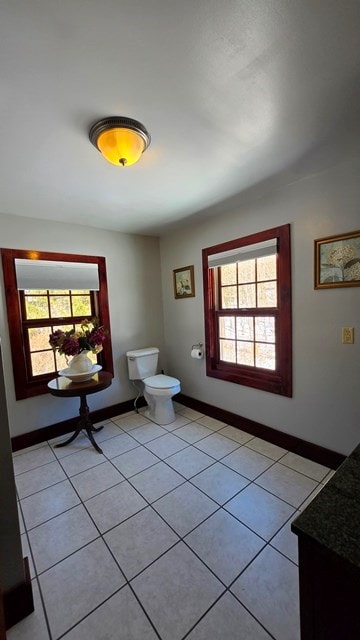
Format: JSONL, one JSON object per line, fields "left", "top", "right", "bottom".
{"left": 173, "top": 265, "right": 195, "bottom": 299}
{"left": 314, "top": 230, "right": 360, "bottom": 289}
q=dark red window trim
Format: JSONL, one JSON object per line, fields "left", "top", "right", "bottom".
{"left": 202, "top": 224, "right": 292, "bottom": 397}
{"left": 1, "top": 248, "right": 113, "bottom": 400}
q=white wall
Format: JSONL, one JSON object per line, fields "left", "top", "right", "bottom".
{"left": 0, "top": 213, "right": 164, "bottom": 437}
{"left": 160, "top": 155, "right": 360, "bottom": 456}
{"left": 1, "top": 153, "right": 359, "bottom": 454}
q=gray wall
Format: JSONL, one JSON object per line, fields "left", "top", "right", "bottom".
{"left": 1, "top": 151, "right": 359, "bottom": 455}
{"left": 0, "top": 213, "right": 164, "bottom": 437}
{"left": 160, "top": 154, "right": 360, "bottom": 456}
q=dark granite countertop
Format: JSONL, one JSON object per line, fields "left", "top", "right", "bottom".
{"left": 291, "top": 444, "right": 360, "bottom": 568}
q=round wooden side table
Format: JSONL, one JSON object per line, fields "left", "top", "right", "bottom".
{"left": 48, "top": 371, "right": 112, "bottom": 454}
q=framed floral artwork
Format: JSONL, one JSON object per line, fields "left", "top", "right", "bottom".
{"left": 314, "top": 230, "right": 360, "bottom": 288}
{"left": 173, "top": 265, "right": 195, "bottom": 298}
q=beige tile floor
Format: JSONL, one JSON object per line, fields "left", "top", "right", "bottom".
{"left": 9, "top": 403, "right": 333, "bottom": 640}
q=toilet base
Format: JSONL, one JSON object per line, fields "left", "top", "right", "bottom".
{"left": 144, "top": 398, "right": 176, "bottom": 426}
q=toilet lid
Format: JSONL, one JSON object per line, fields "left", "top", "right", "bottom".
{"left": 144, "top": 374, "right": 180, "bottom": 389}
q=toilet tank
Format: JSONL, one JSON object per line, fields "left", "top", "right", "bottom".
{"left": 126, "top": 347, "right": 159, "bottom": 380}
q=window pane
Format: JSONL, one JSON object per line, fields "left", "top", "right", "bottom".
{"left": 257, "top": 281, "right": 277, "bottom": 307}
{"left": 220, "top": 264, "right": 237, "bottom": 285}
{"left": 255, "top": 343, "right": 276, "bottom": 369}
{"left": 28, "top": 327, "right": 52, "bottom": 351}
{"left": 48, "top": 290, "right": 70, "bottom": 294}
{"left": 257, "top": 255, "right": 276, "bottom": 281}
{"left": 24, "top": 289, "right": 47, "bottom": 295}
{"left": 72, "top": 295, "right": 91, "bottom": 317}
{"left": 236, "top": 317, "right": 254, "bottom": 340}
{"left": 237, "top": 341, "right": 254, "bottom": 366}
{"left": 87, "top": 351, "right": 97, "bottom": 365}
{"left": 238, "top": 259, "right": 255, "bottom": 284}
{"left": 55, "top": 352, "right": 68, "bottom": 371}
{"left": 31, "top": 351, "right": 55, "bottom": 376}
{"left": 221, "top": 286, "right": 237, "bottom": 308}
{"left": 255, "top": 317, "right": 275, "bottom": 343}
{"left": 219, "top": 316, "right": 235, "bottom": 339}
{"left": 52, "top": 324, "right": 74, "bottom": 333}
{"left": 50, "top": 295, "right": 71, "bottom": 318}
{"left": 238, "top": 284, "right": 256, "bottom": 307}
{"left": 220, "top": 339, "right": 236, "bottom": 362}
{"left": 25, "top": 296, "right": 49, "bottom": 319}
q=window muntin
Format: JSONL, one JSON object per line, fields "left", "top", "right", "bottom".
{"left": 21, "top": 289, "right": 97, "bottom": 379}
{"left": 202, "top": 224, "right": 292, "bottom": 396}
{"left": 217, "top": 254, "right": 277, "bottom": 371}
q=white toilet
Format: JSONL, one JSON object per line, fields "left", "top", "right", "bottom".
{"left": 126, "top": 347, "right": 181, "bottom": 425}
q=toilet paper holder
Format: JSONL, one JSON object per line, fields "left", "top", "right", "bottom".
{"left": 191, "top": 343, "right": 204, "bottom": 359}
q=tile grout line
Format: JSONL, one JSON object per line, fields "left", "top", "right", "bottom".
{"left": 44, "top": 501, "right": 165, "bottom": 640}
{"left": 22, "top": 416, "right": 311, "bottom": 554}
{"left": 45, "top": 427, "right": 237, "bottom": 637}
{"left": 13, "top": 409, "right": 310, "bottom": 639}
{"left": 52, "top": 447, "right": 165, "bottom": 640}
{"left": 17, "top": 497, "right": 54, "bottom": 640}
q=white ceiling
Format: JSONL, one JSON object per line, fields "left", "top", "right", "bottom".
{"left": 1, "top": 1, "right": 360, "bottom": 235}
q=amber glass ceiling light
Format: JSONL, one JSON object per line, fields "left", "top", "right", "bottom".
{"left": 89, "top": 116, "right": 151, "bottom": 167}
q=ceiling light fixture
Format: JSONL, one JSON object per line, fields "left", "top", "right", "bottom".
{"left": 89, "top": 116, "right": 151, "bottom": 167}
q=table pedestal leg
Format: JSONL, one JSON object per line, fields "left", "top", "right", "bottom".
{"left": 55, "top": 393, "right": 104, "bottom": 454}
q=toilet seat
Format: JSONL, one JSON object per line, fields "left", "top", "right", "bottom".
{"left": 144, "top": 374, "right": 180, "bottom": 389}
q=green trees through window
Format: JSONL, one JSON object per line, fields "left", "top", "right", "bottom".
{"left": 21, "top": 289, "right": 96, "bottom": 377}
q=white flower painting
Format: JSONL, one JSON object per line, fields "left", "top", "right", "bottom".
{"left": 315, "top": 231, "right": 360, "bottom": 288}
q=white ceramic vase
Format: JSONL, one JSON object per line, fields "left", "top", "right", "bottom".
{"left": 68, "top": 351, "right": 93, "bottom": 373}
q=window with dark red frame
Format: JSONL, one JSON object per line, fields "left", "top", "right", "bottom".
{"left": 20, "top": 289, "right": 99, "bottom": 380}
{"left": 1, "top": 249, "right": 113, "bottom": 400}
{"left": 202, "top": 224, "right": 292, "bottom": 396}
